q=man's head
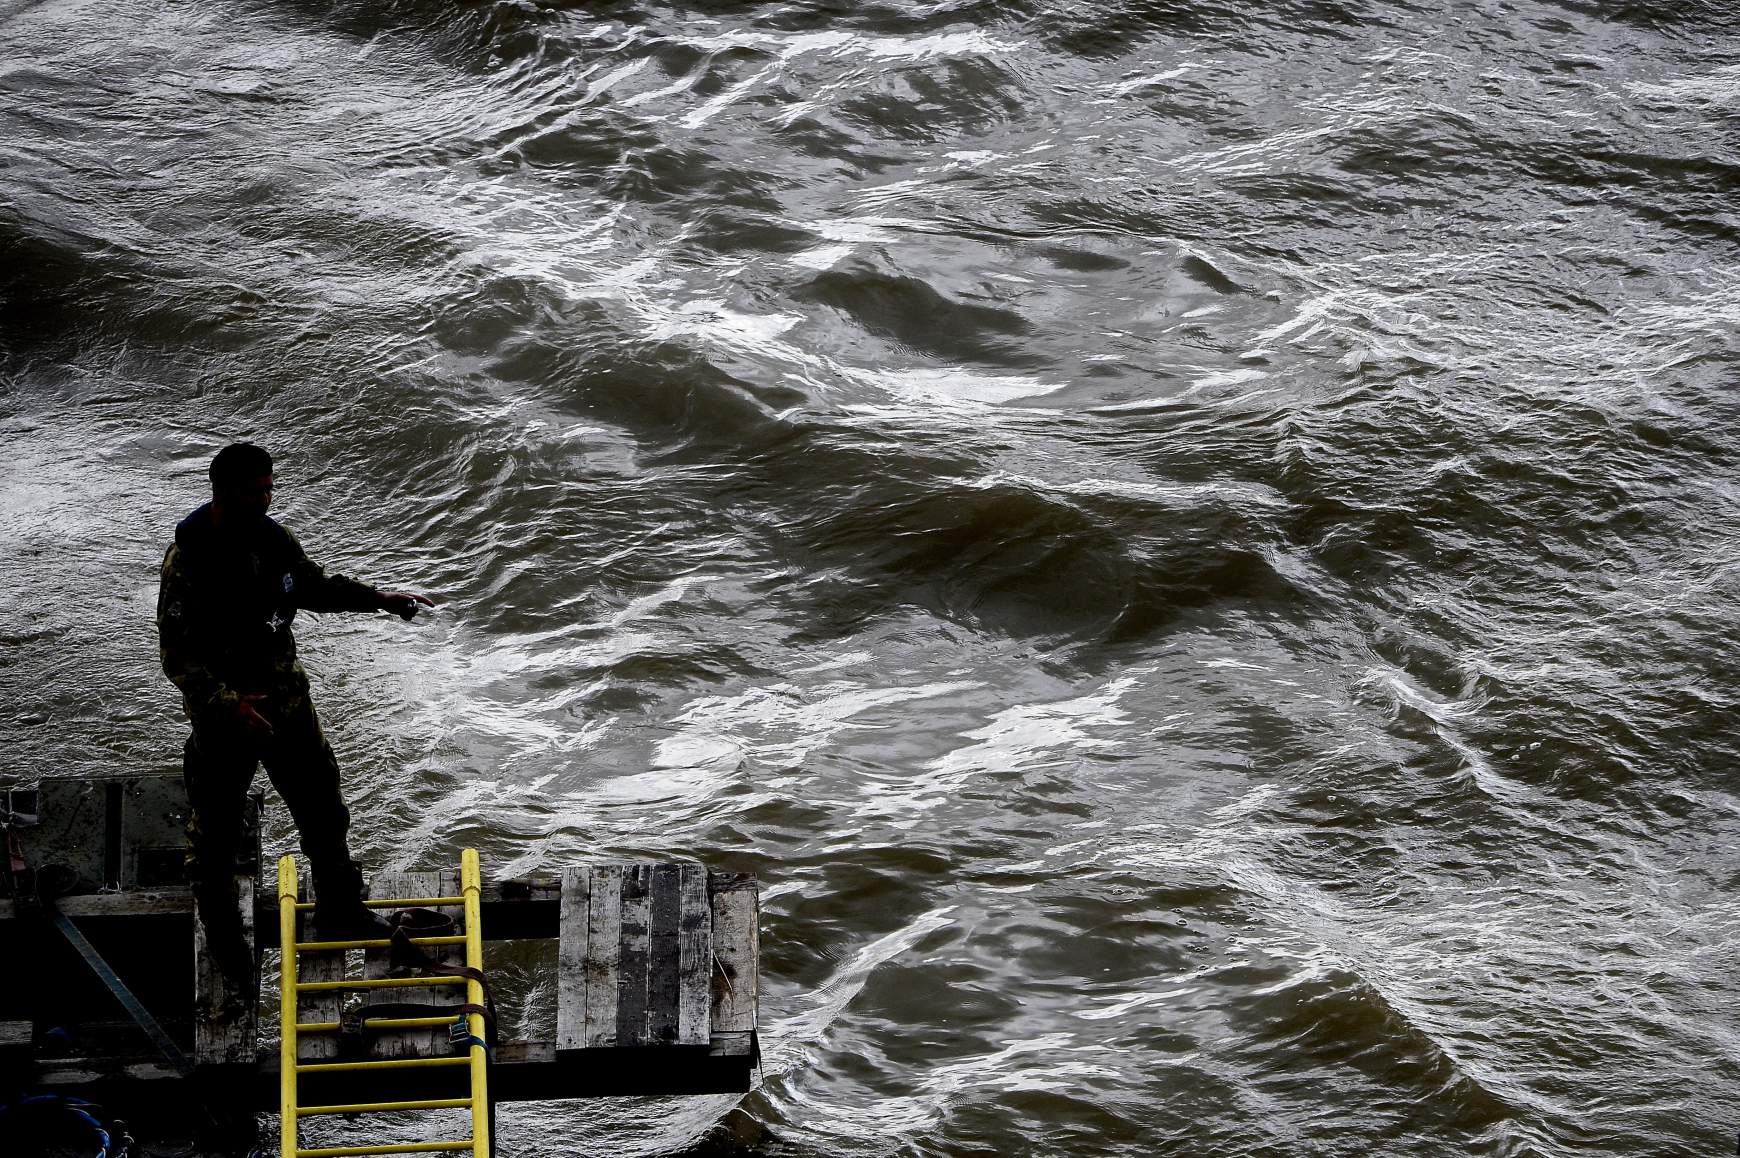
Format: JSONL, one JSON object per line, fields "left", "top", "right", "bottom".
{"left": 209, "top": 442, "right": 274, "bottom": 525}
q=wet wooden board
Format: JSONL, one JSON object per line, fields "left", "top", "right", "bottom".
{"left": 646, "top": 867, "right": 679, "bottom": 1045}
{"left": 556, "top": 863, "right": 719, "bottom": 1052}
{"left": 363, "top": 870, "right": 462, "bottom": 1060}
{"left": 616, "top": 864, "right": 651, "bottom": 1044}
{"left": 0, "top": 1019, "right": 30, "bottom": 1064}
{"left": 297, "top": 879, "right": 343, "bottom": 1063}
{"left": 193, "top": 875, "right": 256, "bottom": 1066}
{"left": 554, "top": 867, "right": 588, "bottom": 1053}
{"left": 582, "top": 864, "right": 620, "bottom": 1048}
{"left": 708, "top": 872, "right": 757, "bottom": 1037}
{"left": 676, "top": 864, "right": 710, "bottom": 1046}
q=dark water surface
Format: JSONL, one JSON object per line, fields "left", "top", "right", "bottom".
{"left": 4, "top": 0, "right": 1739, "bottom": 1154}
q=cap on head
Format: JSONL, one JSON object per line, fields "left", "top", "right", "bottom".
{"left": 209, "top": 442, "right": 273, "bottom": 493}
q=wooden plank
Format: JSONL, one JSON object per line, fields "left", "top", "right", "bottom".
{"left": 2, "top": 879, "right": 562, "bottom": 939}
{"left": 194, "top": 875, "right": 257, "bottom": 1066}
{"left": 0, "top": 1019, "right": 30, "bottom": 1063}
{"left": 582, "top": 865, "right": 621, "bottom": 1048}
{"left": 253, "top": 880, "right": 561, "bottom": 946}
{"left": 297, "top": 879, "right": 343, "bottom": 1062}
{"left": 554, "top": 866, "right": 589, "bottom": 1054}
{"left": 294, "top": 1034, "right": 759, "bottom": 1103}
{"left": 363, "top": 871, "right": 460, "bottom": 1060}
{"left": 31, "top": 1032, "right": 759, "bottom": 1105}
{"left": 676, "top": 863, "right": 711, "bottom": 1046}
{"left": 615, "top": 864, "right": 652, "bottom": 1046}
{"left": 708, "top": 872, "right": 758, "bottom": 1035}
{"left": 646, "top": 864, "right": 682, "bottom": 1046}
{"left": 0, "top": 890, "right": 194, "bottom": 921}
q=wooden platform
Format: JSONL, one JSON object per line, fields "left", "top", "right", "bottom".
{"left": 1, "top": 773, "right": 760, "bottom": 1137}
{"left": 2, "top": 864, "right": 759, "bottom": 1108}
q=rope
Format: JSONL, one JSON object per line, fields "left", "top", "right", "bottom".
{"left": 0, "top": 1093, "right": 132, "bottom": 1158}
{"left": 1, "top": 824, "right": 240, "bottom": 1150}
{"left": 386, "top": 919, "right": 498, "bottom": 1061}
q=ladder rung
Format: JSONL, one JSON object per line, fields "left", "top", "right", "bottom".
{"left": 295, "top": 1142, "right": 473, "bottom": 1156}
{"left": 294, "top": 897, "right": 464, "bottom": 911}
{"left": 298, "top": 1097, "right": 474, "bottom": 1117}
{"left": 296, "top": 1056, "right": 469, "bottom": 1074}
{"left": 297, "top": 1016, "right": 459, "bottom": 1034}
{"left": 296, "top": 976, "right": 465, "bottom": 993}
{"left": 295, "top": 936, "right": 468, "bottom": 951}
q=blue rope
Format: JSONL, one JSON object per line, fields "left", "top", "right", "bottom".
{"left": 0, "top": 1093, "right": 117, "bottom": 1157}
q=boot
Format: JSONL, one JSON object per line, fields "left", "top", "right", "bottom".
{"left": 311, "top": 859, "right": 392, "bottom": 941}
{"left": 312, "top": 897, "right": 393, "bottom": 940}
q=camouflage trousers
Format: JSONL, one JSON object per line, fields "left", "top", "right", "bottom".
{"left": 183, "top": 688, "right": 364, "bottom": 923}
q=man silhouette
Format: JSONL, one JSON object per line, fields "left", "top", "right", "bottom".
{"left": 157, "top": 442, "right": 432, "bottom": 987}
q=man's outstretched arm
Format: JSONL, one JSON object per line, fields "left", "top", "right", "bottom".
{"left": 285, "top": 529, "right": 434, "bottom": 619}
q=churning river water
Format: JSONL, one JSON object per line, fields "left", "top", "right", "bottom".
{"left": 3, "top": 0, "right": 1739, "bottom": 1154}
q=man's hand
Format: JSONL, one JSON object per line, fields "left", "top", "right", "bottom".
{"left": 236, "top": 694, "right": 274, "bottom": 738}
{"left": 379, "top": 591, "right": 435, "bottom": 621}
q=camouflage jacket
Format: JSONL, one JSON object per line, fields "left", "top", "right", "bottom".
{"left": 157, "top": 503, "right": 382, "bottom": 722}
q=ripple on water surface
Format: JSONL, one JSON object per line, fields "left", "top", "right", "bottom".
{"left": 2, "top": 0, "right": 1739, "bottom": 1154}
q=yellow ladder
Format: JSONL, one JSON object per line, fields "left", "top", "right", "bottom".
{"left": 277, "top": 850, "right": 491, "bottom": 1158}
